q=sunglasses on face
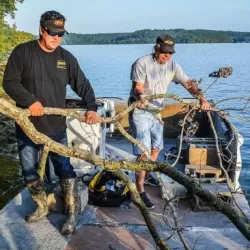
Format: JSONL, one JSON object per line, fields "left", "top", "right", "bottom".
{"left": 44, "top": 29, "right": 65, "bottom": 37}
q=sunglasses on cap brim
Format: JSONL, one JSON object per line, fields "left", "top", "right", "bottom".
{"left": 44, "top": 29, "right": 65, "bottom": 37}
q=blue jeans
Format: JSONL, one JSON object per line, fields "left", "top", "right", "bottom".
{"left": 129, "top": 109, "right": 164, "bottom": 155}
{"left": 16, "top": 125, "right": 76, "bottom": 182}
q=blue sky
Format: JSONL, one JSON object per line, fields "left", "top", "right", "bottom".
{"left": 8, "top": 0, "right": 250, "bottom": 34}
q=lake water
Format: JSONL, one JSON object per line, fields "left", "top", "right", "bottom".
{"left": 1, "top": 43, "right": 250, "bottom": 207}
{"left": 65, "top": 43, "right": 250, "bottom": 197}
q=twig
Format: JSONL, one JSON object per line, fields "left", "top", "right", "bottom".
{"left": 114, "top": 170, "right": 170, "bottom": 250}
{"left": 163, "top": 196, "right": 191, "bottom": 250}
{"left": 171, "top": 107, "right": 196, "bottom": 167}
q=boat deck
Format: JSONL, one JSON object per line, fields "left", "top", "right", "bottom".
{"left": 67, "top": 187, "right": 250, "bottom": 250}
{"left": 0, "top": 137, "right": 250, "bottom": 249}
{"left": 1, "top": 185, "right": 249, "bottom": 250}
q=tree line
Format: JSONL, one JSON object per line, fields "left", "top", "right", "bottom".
{"left": 0, "top": 0, "right": 33, "bottom": 90}
{"left": 62, "top": 28, "right": 250, "bottom": 45}
{"left": 0, "top": 0, "right": 33, "bottom": 62}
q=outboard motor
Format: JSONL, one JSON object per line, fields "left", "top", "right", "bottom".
{"left": 97, "top": 98, "right": 116, "bottom": 136}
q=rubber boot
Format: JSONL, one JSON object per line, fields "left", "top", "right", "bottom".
{"left": 60, "top": 178, "right": 79, "bottom": 235}
{"left": 25, "top": 179, "right": 49, "bottom": 223}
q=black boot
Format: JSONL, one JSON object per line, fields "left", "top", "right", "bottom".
{"left": 60, "top": 178, "right": 79, "bottom": 235}
{"left": 25, "top": 179, "right": 49, "bottom": 223}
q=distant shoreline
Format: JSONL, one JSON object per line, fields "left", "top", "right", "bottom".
{"left": 62, "top": 42, "right": 250, "bottom": 46}
{"left": 62, "top": 28, "right": 250, "bottom": 45}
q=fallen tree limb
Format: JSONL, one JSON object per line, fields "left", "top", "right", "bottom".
{"left": 1, "top": 97, "right": 250, "bottom": 244}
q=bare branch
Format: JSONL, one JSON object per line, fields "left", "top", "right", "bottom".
{"left": 114, "top": 170, "right": 170, "bottom": 250}
{"left": 1, "top": 96, "right": 250, "bottom": 244}
{"left": 37, "top": 144, "right": 50, "bottom": 180}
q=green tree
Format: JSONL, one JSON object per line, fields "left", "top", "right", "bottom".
{"left": 0, "top": 0, "right": 24, "bottom": 18}
{"left": 0, "top": 0, "right": 32, "bottom": 97}
{"left": 0, "top": 0, "right": 32, "bottom": 61}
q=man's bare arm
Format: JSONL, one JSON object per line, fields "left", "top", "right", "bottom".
{"left": 182, "top": 79, "right": 211, "bottom": 110}
{"left": 133, "top": 82, "right": 148, "bottom": 109}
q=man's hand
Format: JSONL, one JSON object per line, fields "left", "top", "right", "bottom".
{"left": 85, "top": 111, "right": 99, "bottom": 124}
{"left": 136, "top": 94, "right": 148, "bottom": 109}
{"left": 200, "top": 98, "right": 211, "bottom": 111}
{"left": 134, "top": 82, "right": 148, "bottom": 109}
{"left": 29, "top": 101, "right": 44, "bottom": 116}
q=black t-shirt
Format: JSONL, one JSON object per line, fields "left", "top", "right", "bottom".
{"left": 3, "top": 40, "right": 97, "bottom": 136}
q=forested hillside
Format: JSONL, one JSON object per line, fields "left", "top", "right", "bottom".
{"left": 0, "top": 0, "right": 33, "bottom": 97}
{"left": 62, "top": 29, "right": 250, "bottom": 45}
{"left": 0, "top": 0, "right": 33, "bottom": 61}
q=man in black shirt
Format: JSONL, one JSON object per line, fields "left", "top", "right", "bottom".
{"left": 3, "top": 10, "right": 98, "bottom": 234}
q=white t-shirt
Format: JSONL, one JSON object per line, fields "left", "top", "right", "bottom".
{"left": 130, "top": 54, "right": 189, "bottom": 108}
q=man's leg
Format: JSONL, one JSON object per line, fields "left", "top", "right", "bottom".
{"left": 129, "top": 109, "right": 155, "bottom": 208}
{"left": 144, "top": 115, "right": 164, "bottom": 186}
{"left": 25, "top": 178, "right": 49, "bottom": 222}
{"left": 136, "top": 150, "right": 162, "bottom": 209}
{"left": 135, "top": 154, "right": 154, "bottom": 209}
{"left": 144, "top": 149, "right": 160, "bottom": 186}
{"left": 135, "top": 154, "right": 148, "bottom": 194}
{"left": 16, "top": 125, "right": 49, "bottom": 222}
{"left": 129, "top": 109, "right": 159, "bottom": 208}
{"left": 135, "top": 161, "right": 155, "bottom": 209}
{"left": 151, "top": 149, "right": 160, "bottom": 161}
{"left": 136, "top": 150, "right": 160, "bottom": 192}
{"left": 50, "top": 132, "right": 79, "bottom": 235}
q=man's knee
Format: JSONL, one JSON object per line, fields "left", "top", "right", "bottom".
{"left": 52, "top": 155, "right": 76, "bottom": 179}
{"left": 136, "top": 154, "right": 149, "bottom": 162}
{"left": 151, "top": 149, "right": 160, "bottom": 161}
{"left": 18, "top": 142, "right": 41, "bottom": 181}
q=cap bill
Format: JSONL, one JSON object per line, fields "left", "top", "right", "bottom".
{"left": 160, "top": 44, "right": 175, "bottom": 53}
{"left": 43, "top": 19, "right": 69, "bottom": 34}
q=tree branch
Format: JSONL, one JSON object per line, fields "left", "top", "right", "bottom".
{"left": 1, "top": 97, "right": 250, "bottom": 244}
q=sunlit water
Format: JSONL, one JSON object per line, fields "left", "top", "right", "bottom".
{"left": 1, "top": 43, "right": 250, "bottom": 208}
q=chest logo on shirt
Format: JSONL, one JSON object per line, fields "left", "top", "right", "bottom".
{"left": 168, "top": 72, "right": 175, "bottom": 78}
{"left": 57, "top": 60, "right": 67, "bottom": 69}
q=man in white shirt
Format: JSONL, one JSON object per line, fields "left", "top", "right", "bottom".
{"left": 129, "top": 34, "right": 211, "bottom": 208}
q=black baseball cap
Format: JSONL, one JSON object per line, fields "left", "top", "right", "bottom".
{"left": 42, "top": 19, "right": 68, "bottom": 34}
{"left": 156, "top": 34, "right": 175, "bottom": 53}
{"left": 40, "top": 10, "right": 68, "bottom": 35}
